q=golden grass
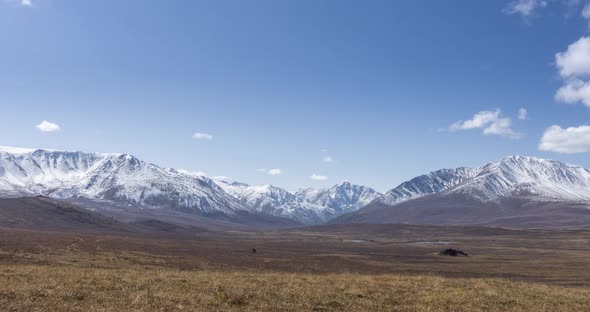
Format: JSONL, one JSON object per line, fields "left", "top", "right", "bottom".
{"left": 0, "top": 264, "right": 589, "bottom": 311}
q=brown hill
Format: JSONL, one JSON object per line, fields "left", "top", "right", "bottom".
{"left": 331, "top": 193, "right": 590, "bottom": 229}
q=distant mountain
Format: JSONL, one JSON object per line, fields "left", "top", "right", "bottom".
{"left": 0, "top": 146, "right": 249, "bottom": 218}
{"left": 332, "top": 156, "right": 590, "bottom": 228}
{"left": 218, "top": 181, "right": 381, "bottom": 224}
{"left": 295, "top": 181, "right": 382, "bottom": 220}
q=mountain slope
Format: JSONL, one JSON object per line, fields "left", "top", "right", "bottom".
{"left": 378, "top": 167, "right": 479, "bottom": 205}
{"left": 333, "top": 156, "right": 590, "bottom": 228}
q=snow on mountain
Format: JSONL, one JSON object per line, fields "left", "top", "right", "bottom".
{"left": 0, "top": 146, "right": 380, "bottom": 224}
{"left": 377, "top": 156, "right": 590, "bottom": 206}
{"left": 379, "top": 167, "right": 479, "bottom": 205}
{"left": 7, "top": 146, "right": 585, "bottom": 226}
{"left": 0, "top": 147, "right": 244, "bottom": 215}
{"left": 217, "top": 180, "right": 381, "bottom": 224}
{"left": 451, "top": 156, "right": 590, "bottom": 202}
{"left": 296, "top": 181, "right": 382, "bottom": 218}
{"left": 217, "top": 181, "right": 323, "bottom": 224}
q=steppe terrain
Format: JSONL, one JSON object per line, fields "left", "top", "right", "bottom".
{"left": 1, "top": 222, "right": 590, "bottom": 311}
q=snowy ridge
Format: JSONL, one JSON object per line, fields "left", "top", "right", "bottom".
{"left": 378, "top": 156, "right": 590, "bottom": 206}
{"left": 0, "top": 148, "right": 244, "bottom": 215}
{"left": 379, "top": 167, "right": 479, "bottom": 205}
{"left": 452, "top": 156, "right": 590, "bottom": 202}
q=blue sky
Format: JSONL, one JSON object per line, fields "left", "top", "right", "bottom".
{"left": 2, "top": 0, "right": 590, "bottom": 192}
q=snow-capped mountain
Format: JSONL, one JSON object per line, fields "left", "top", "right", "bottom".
{"left": 451, "top": 156, "right": 590, "bottom": 202}
{"left": 0, "top": 146, "right": 380, "bottom": 225}
{"left": 0, "top": 146, "right": 244, "bottom": 215}
{"left": 217, "top": 181, "right": 324, "bottom": 224}
{"left": 378, "top": 156, "right": 590, "bottom": 205}
{"left": 333, "top": 156, "right": 590, "bottom": 228}
{"left": 217, "top": 180, "right": 381, "bottom": 224}
{"left": 296, "top": 181, "right": 382, "bottom": 218}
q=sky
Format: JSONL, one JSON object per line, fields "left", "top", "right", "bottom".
{"left": 1, "top": 0, "right": 590, "bottom": 192}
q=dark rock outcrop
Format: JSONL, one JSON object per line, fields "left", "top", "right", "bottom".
{"left": 439, "top": 248, "right": 468, "bottom": 257}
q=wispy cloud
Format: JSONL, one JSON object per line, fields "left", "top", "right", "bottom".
{"left": 35, "top": 120, "right": 61, "bottom": 133}
{"left": 539, "top": 125, "right": 590, "bottom": 153}
{"left": 504, "top": 0, "right": 547, "bottom": 16}
{"left": 192, "top": 132, "right": 213, "bottom": 140}
{"left": 212, "top": 175, "right": 232, "bottom": 181}
{"left": 20, "top": 0, "right": 32, "bottom": 6}
{"left": 518, "top": 108, "right": 528, "bottom": 120}
{"left": 257, "top": 168, "right": 282, "bottom": 175}
{"left": 448, "top": 109, "right": 521, "bottom": 139}
{"left": 322, "top": 156, "right": 334, "bottom": 163}
{"left": 310, "top": 174, "right": 328, "bottom": 181}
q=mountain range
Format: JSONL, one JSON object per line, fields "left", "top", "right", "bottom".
{"left": 0, "top": 146, "right": 378, "bottom": 225}
{"left": 1, "top": 146, "right": 590, "bottom": 228}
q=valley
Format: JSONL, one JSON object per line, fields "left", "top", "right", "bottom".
{"left": 0, "top": 223, "right": 589, "bottom": 311}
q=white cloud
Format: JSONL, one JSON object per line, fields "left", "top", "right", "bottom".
{"left": 20, "top": 0, "right": 32, "bottom": 6}
{"left": 322, "top": 156, "right": 334, "bottom": 163}
{"left": 448, "top": 109, "right": 521, "bottom": 139}
{"left": 176, "top": 170, "right": 230, "bottom": 181}
{"left": 555, "top": 78, "right": 590, "bottom": 107}
{"left": 35, "top": 120, "right": 60, "bottom": 133}
{"left": 310, "top": 174, "right": 328, "bottom": 181}
{"left": 192, "top": 132, "right": 213, "bottom": 140}
{"left": 256, "top": 168, "right": 283, "bottom": 175}
{"left": 176, "top": 169, "right": 207, "bottom": 177}
{"left": 554, "top": 37, "right": 590, "bottom": 107}
{"left": 539, "top": 125, "right": 590, "bottom": 153}
{"left": 267, "top": 168, "right": 282, "bottom": 176}
{"left": 518, "top": 108, "right": 528, "bottom": 120}
{"left": 504, "top": 0, "right": 547, "bottom": 16}
{"left": 555, "top": 37, "right": 590, "bottom": 78}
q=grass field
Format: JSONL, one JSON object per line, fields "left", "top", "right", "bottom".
{"left": 1, "top": 224, "right": 590, "bottom": 311}
{"left": 1, "top": 265, "right": 589, "bottom": 311}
